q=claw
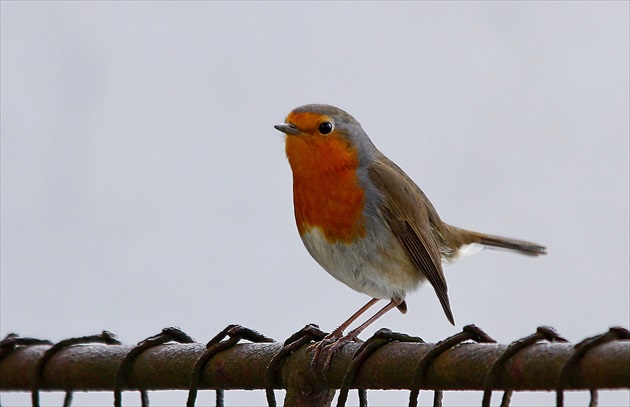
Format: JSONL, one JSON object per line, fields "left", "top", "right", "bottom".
{"left": 309, "top": 331, "right": 365, "bottom": 376}
{"left": 322, "top": 333, "right": 364, "bottom": 368}
{"left": 308, "top": 331, "right": 340, "bottom": 373}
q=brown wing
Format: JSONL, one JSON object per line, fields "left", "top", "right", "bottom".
{"left": 368, "top": 156, "right": 455, "bottom": 325}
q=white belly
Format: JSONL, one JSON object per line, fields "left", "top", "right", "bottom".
{"left": 300, "top": 227, "right": 423, "bottom": 300}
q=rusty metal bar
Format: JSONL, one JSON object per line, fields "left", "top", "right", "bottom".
{"left": 1, "top": 340, "right": 629, "bottom": 392}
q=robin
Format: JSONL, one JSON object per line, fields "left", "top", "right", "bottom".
{"left": 275, "top": 104, "right": 546, "bottom": 341}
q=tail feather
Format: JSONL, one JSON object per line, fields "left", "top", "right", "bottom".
{"left": 472, "top": 232, "right": 547, "bottom": 256}
{"left": 450, "top": 226, "right": 547, "bottom": 256}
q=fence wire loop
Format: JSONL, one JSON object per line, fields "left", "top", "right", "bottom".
{"left": 114, "top": 327, "right": 193, "bottom": 407}
{"left": 555, "top": 326, "right": 630, "bottom": 407}
{"left": 282, "top": 323, "right": 327, "bottom": 347}
{"left": 187, "top": 324, "right": 274, "bottom": 407}
{"left": 409, "top": 324, "right": 496, "bottom": 407}
{"left": 31, "top": 331, "right": 120, "bottom": 407}
{"left": 337, "top": 328, "right": 424, "bottom": 407}
{"left": 265, "top": 323, "right": 326, "bottom": 407}
{"left": 0, "top": 333, "right": 53, "bottom": 364}
{"left": 482, "top": 326, "right": 569, "bottom": 407}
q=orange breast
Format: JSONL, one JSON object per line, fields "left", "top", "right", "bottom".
{"left": 286, "top": 134, "right": 366, "bottom": 243}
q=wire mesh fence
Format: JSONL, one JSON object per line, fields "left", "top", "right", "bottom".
{"left": 1, "top": 324, "right": 629, "bottom": 407}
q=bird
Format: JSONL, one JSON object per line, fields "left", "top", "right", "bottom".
{"left": 274, "top": 104, "right": 546, "bottom": 342}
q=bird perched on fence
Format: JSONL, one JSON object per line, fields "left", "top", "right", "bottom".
{"left": 275, "top": 104, "right": 546, "bottom": 342}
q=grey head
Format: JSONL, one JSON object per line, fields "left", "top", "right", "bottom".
{"left": 275, "top": 103, "right": 381, "bottom": 165}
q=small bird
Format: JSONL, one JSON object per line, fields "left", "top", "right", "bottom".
{"left": 275, "top": 104, "right": 546, "bottom": 341}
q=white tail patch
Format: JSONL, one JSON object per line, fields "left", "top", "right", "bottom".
{"left": 443, "top": 243, "right": 483, "bottom": 265}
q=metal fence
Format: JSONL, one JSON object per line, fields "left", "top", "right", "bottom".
{"left": 1, "top": 324, "right": 629, "bottom": 407}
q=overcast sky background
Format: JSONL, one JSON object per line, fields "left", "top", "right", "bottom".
{"left": 1, "top": 2, "right": 628, "bottom": 406}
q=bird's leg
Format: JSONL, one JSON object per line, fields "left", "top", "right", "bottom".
{"left": 341, "top": 297, "right": 403, "bottom": 342}
{"left": 309, "top": 298, "right": 380, "bottom": 370}
{"left": 323, "top": 298, "right": 380, "bottom": 341}
{"left": 311, "top": 298, "right": 402, "bottom": 374}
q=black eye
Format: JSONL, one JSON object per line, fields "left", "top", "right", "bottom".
{"left": 318, "top": 121, "right": 333, "bottom": 135}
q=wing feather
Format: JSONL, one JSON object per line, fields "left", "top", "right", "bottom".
{"left": 368, "top": 158, "right": 455, "bottom": 325}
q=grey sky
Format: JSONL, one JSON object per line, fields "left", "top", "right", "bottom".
{"left": 1, "top": 2, "right": 628, "bottom": 406}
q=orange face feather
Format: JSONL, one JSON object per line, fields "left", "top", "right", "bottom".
{"left": 284, "top": 112, "right": 366, "bottom": 243}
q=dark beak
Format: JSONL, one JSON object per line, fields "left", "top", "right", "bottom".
{"left": 274, "top": 123, "right": 300, "bottom": 135}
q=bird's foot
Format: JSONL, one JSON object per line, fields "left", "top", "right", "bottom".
{"left": 309, "top": 329, "right": 363, "bottom": 375}
{"left": 307, "top": 328, "right": 342, "bottom": 365}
